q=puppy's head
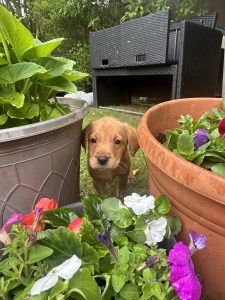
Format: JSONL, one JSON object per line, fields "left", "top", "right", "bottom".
{"left": 82, "top": 117, "right": 139, "bottom": 170}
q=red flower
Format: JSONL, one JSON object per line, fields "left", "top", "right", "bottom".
{"left": 22, "top": 198, "right": 58, "bottom": 231}
{"left": 35, "top": 198, "right": 58, "bottom": 210}
{"left": 68, "top": 217, "right": 83, "bottom": 233}
{"left": 218, "top": 117, "right": 225, "bottom": 138}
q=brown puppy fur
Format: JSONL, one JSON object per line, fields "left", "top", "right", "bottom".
{"left": 82, "top": 117, "right": 139, "bottom": 197}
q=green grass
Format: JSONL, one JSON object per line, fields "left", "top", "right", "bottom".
{"left": 80, "top": 106, "right": 150, "bottom": 198}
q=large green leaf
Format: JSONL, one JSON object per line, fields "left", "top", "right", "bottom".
{"left": 43, "top": 208, "right": 79, "bottom": 227}
{"left": 110, "top": 209, "right": 133, "bottom": 228}
{"left": 26, "top": 244, "right": 53, "bottom": 264}
{"left": 7, "top": 103, "right": 39, "bottom": 119}
{"left": 62, "top": 70, "right": 89, "bottom": 81}
{"left": 83, "top": 195, "right": 103, "bottom": 221}
{"left": 32, "top": 57, "right": 69, "bottom": 80}
{"left": 100, "top": 197, "right": 120, "bottom": 219}
{"left": 68, "top": 268, "right": 101, "bottom": 300}
{"left": 23, "top": 38, "right": 64, "bottom": 60}
{"left": 0, "top": 91, "right": 24, "bottom": 108}
{"left": 0, "top": 4, "right": 34, "bottom": 61}
{"left": 0, "top": 114, "right": 8, "bottom": 125}
{"left": 40, "top": 76, "right": 77, "bottom": 93}
{"left": 0, "top": 62, "right": 46, "bottom": 84}
{"left": 38, "top": 227, "right": 83, "bottom": 268}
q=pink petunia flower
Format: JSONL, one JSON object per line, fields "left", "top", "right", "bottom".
{"left": 2, "top": 213, "right": 24, "bottom": 231}
{"left": 218, "top": 117, "right": 225, "bottom": 138}
{"left": 168, "top": 231, "right": 207, "bottom": 300}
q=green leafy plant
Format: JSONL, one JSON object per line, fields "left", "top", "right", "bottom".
{"left": 0, "top": 4, "right": 88, "bottom": 128}
{"left": 0, "top": 194, "right": 182, "bottom": 299}
{"left": 163, "top": 99, "right": 225, "bottom": 177}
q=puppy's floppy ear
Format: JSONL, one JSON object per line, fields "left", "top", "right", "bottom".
{"left": 82, "top": 124, "right": 91, "bottom": 151}
{"left": 124, "top": 123, "right": 139, "bottom": 156}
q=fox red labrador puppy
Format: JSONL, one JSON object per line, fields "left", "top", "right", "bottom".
{"left": 82, "top": 117, "right": 139, "bottom": 197}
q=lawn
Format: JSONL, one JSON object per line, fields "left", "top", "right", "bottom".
{"left": 79, "top": 105, "right": 150, "bottom": 198}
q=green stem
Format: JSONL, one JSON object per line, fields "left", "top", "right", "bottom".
{"left": 22, "top": 79, "right": 33, "bottom": 95}
{"left": 1, "top": 36, "right": 11, "bottom": 64}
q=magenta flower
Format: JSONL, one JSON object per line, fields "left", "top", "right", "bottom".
{"left": 194, "top": 129, "right": 209, "bottom": 149}
{"left": 218, "top": 117, "right": 225, "bottom": 138}
{"left": 168, "top": 241, "right": 201, "bottom": 300}
{"left": 189, "top": 231, "right": 207, "bottom": 255}
{"left": 2, "top": 213, "right": 24, "bottom": 230}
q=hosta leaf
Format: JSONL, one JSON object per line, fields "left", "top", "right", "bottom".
{"left": 26, "top": 244, "right": 53, "bottom": 264}
{"left": 43, "top": 208, "right": 79, "bottom": 227}
{"left": 0, "top": 5, "right": 34, "bottom": 60}
{"left": 40, "top": 76, "right": 77, "bottom": 93}
{"left": 40, "top": 107, "right": 62, "bottom": 121}
{"left": 211, "top": 163, "right": 225, "bottom": 176}
{"left": 68, "top": 268, "right": 101, "bottom": 300}
{"left": 0, "top": 57, "right": 8, "bottom": 65}
{"left": 0, "top": 62, "right": 46, "bottom": 84}
{"left": 23, "top": 38, "right": 64, "bottom": 60}
{"left": 177, "top": 131, "right": 194, "bottom": 155}
{"left": 0, "top": 114, "right": 8, "bottom": 125}
{"left": 0, "top": 91, "right": 24, "bottom": 108}
{"left": 62, "top": 70, "right": 89, "bottom": 81}
{"left": 7, "top": 103, "right": 39, "bottom": 119}
{"left": 32, "top": 57, "right": 68, "bottom": 80}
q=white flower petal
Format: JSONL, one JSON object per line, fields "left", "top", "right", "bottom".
{"left": 144, "top": 217, "right": 167, "bottom": 246}
{"left": 124, "top": 193, "right": 155, "bottom": 215}
{"left": 53, "top": 255, "right": 82, "bottom": 280}
{"left": 31, "top": 273, "right": 58, "bottom": 295}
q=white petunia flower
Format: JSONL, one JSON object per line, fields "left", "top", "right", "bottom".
{"left": 144, "top": 217, "right": 167, "bottom": 246}
{"left": 124, "top": 193, "right": 155, "bottom": 215}
{"left": 31, "top": 255, "right": 82, "bottom": 295}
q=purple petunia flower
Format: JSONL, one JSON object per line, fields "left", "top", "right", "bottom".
{"left": 194, "top": 129, "right": 209, "bottom": 149}
{"left": 218, "top": 117, "right": 225, "bottom": 138}
{"left": 145, "top": 255, "right": 160, "bottom": 268}
{"left": 189, "top": 231, "right": 207, "bottom": 255}
{"left": 97, "top": 229, "right": 117, "bottom": 259}
{"left": 168, "top": 241, "right": 201, "bottom": 300}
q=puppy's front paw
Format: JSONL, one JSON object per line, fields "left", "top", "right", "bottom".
{"left": 127, "top": 169, "right": 139, "bottom": 183}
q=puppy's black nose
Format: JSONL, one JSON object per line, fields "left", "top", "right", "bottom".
{"left": 97, "top": 156, "right": 108, "bottom": 165}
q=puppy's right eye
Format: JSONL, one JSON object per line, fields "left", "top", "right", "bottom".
{"left": 90, "top": 137, "right": 96, "bottom": 143}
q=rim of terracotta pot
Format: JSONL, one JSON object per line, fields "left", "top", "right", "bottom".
{"left": 138, "top": 97, "right": 225, "bottom": 205}
{"left": 0, "top": 98, "right": 89, "bottom": 142}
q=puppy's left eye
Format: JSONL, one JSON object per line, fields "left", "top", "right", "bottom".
{"left": 91, "top": 137, "right": 97, "bottom": 143}
{"left": 114, "top": 138, "right": 121, "bottom": 144}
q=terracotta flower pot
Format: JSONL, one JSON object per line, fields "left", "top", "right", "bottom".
{"left": 138, "top": 98, "right": 225, "bottom": 300}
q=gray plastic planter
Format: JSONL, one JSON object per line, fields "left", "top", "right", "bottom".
{"left": 0, "top": 98, "right": 89, "bottom": 227}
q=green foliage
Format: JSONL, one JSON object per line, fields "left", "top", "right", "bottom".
{"left": 0, "top": 194, "right": 180, "bottom": 299}
{"left": 121, "top": 0, "right": 207, "bottom": 22}
{"left": 163, "top": 100, "right": 225, "bottom": 177}
{"left": 0, "top": 4, "right": 88, "bottom": 128}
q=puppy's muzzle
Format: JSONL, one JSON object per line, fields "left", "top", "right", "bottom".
{"left": 97, "top": 155, "right": 109, "bottom": 165}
